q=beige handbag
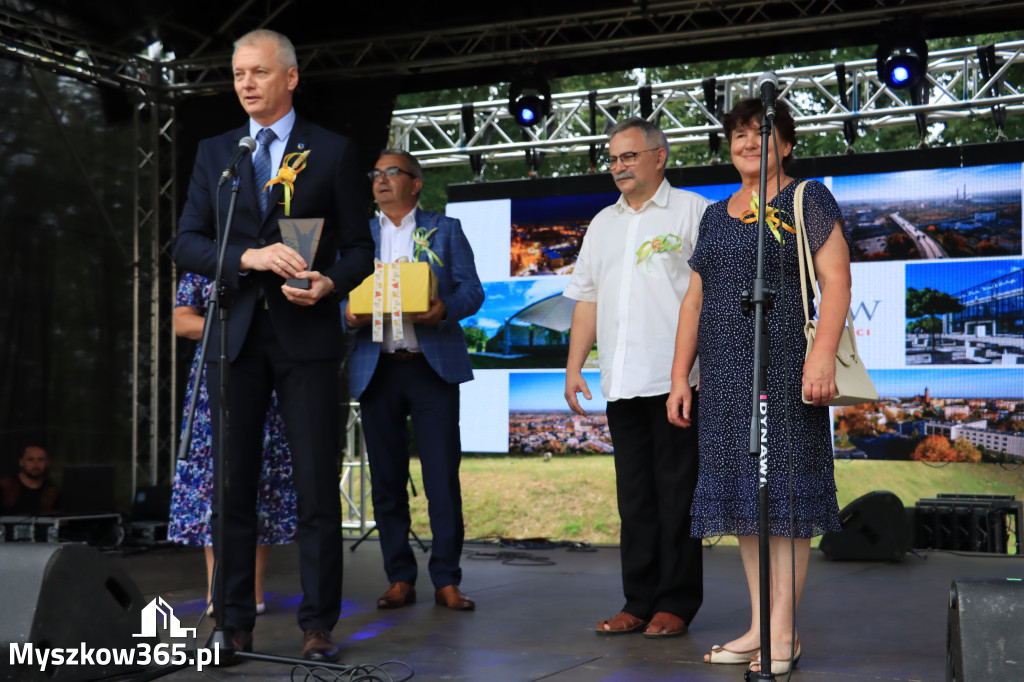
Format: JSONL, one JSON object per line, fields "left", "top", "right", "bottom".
{"left": 794, "top": 181, "right": 879, "bottom": 407}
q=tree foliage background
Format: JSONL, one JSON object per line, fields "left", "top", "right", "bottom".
{"left": 0, "top": 59, "right": 136, "bottom": 490}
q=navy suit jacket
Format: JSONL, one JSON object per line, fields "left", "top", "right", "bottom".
{"left": 347, "top": 209, "right": 484, "bottom": 399}
{"left": 173, "top": 116, "right": 374, "bottom": 361}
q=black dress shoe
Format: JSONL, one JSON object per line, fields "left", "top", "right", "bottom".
{"left": 302, "top": 628, "right": 339, "bottom": 662}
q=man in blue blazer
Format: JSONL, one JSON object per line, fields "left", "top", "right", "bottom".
{"left": 345, "top": 149, "right": 484, "bottom": 612}
{"left": 173, "top": 29, "right": 373, "bottom": 662}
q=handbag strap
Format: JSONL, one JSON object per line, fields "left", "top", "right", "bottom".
{"left": 793, "top": 180, "right": 862, "bottom": 356}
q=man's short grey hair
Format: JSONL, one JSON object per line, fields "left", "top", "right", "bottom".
{"left": 607, "top": 117, "right": 670, "bottom": 161}
{"left": 234, "top": 29, "right": 298, "bottom": 70}
{"left": 380, "top": 148, "right": 423, "bottom": 180}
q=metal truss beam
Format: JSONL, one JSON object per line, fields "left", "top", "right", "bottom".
{"left": 0, "top": 6, "right": 160, "bottom": 91}
{"left": 131, "top": 62, "right": 179, "bottom": 493}
{"left": 390, "top": 40, "right": 1024, "bottom": 168}
{"left": 163, "top": 0, "right": 1024, "bottom": 94}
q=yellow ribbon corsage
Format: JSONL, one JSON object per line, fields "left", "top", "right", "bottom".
{"left": 635, "top": 233, "right": 683, "bottom": 270}
{"left": 413, "top": 227, "right": 444, "bottom": 267}
{"left": 741, "top": 190, "right": 794, "bottom": 243}
{"left": 263, "top": 149, "right": 310, "bottom": 216}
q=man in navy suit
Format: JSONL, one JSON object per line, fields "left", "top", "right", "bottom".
{"left": 173, "top": 29, "right": 374, "bottom": 661}
{"left": 345, "top": 149, "right": 484, "bottom": 612}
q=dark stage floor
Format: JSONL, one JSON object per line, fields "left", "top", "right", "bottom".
{"left": 111, "top": 538, "right": 1020, "bottom": 681}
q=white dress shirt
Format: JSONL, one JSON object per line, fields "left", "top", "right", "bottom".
{"left": 379, "top": 207, "right": 421, "bottom": 353}
{"left": 563, "top": 178, "right": 709, "bottom": 400}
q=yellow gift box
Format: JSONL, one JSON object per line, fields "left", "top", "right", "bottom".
{"left": 349, "top": 262, "right": 438, "bottom": 315}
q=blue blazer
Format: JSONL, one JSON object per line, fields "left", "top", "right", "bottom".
{"left": 347, "top": 210, "right": 485, "bottom": 399}
{"left": 173, "top": 116, "right": 375, "bottom": 362}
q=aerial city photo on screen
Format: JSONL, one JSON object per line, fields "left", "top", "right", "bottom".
{"left": 835, "top": 163, "right": 1021, "bottom": 262}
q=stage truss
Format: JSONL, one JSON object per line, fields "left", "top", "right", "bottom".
{"left": 391, "top": 39, "right": 1024, "bottom": 168}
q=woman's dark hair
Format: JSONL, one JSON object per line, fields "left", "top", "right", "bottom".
{"left": 723, "top": 97, "right": 797, "bottom": 167}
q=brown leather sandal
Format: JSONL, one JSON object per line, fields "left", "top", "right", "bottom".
{"left": 643, "top": 612, "right": 687, "bottom": 638}
{"left": 596, "top": 611, "right": 648, "bottom": 635}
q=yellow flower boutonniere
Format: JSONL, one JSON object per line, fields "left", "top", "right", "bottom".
{"left": 263, "top": 149, "right": 310, "bottom": 216}
{"left": 741, "top": 190, "right": 795, "bottom": 243}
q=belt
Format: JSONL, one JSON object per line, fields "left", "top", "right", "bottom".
{"left": 381, "top": 350, "right": 425, "bottom": 362}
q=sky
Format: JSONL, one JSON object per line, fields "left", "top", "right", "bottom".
{"left": 869, "top": 368, "right": 1022, "bottom": 399}
{"left": 509, "top": 370, "right": 607, "bottom": 411}
{"left": 465, "top": 277, "right": 572, "bottom": 335}
{"left": 832, "top": 163, "right": 1021, "bottom": 203}
{"left": 906, "top": 258, "right": 1023, "bottom": 295}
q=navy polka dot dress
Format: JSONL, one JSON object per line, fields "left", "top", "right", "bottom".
{"left": 688, "top": 179, "right": 847, "bottom": 538}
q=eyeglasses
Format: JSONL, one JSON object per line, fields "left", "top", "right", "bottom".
{"left": 367, "top": 166, "right": 417, "bottom": 182}
{"left": 605, "top": 147, "right": 660, "bottom": 167}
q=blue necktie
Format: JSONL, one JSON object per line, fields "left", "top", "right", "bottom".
{"left": 254, "top": 128, "right": 276, "bottom": 216}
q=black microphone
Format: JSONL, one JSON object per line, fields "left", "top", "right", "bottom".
{"left": 757, "top": 71, "right": 779, "bottom": 123}
{"left": 218, "top": 136, "right": 257, "bottom": 187}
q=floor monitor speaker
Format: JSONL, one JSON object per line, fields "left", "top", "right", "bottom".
{"left": 820, "top": 490, "right": 909, "bottom": 561}
{"left": 0, "top": 543, "right": 156, "bottom": 681}
{"left": 948, "top": 578, "right": 1024, "bottom": 681}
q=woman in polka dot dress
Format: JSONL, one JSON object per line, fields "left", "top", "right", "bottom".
{"left": 667, "top": 99, "right": 853, "bottom": 675}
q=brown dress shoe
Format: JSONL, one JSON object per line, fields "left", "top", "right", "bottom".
{"left": 434, "top": 585, "right": 475, "bottom": 610}
{"left": 229, "top": 628, "right": 253, "bottom": 652}
{"left": 208, "top": 627, "right": 251, "bottom": 667}
{"left": 377, "top": 581, "right": 417, "bottom": 609}
{"left": 302, "top": 628, "right": 339, "bottom": 662}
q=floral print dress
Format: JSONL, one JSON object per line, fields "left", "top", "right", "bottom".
{"left": 167, "top": 272, "right": 298, "bottom": 546}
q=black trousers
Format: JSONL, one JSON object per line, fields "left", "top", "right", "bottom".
{"left": 605, "top": 391, "right": 702, "bottom": 623}
{"left": 208, "top": 309, "right": 343, "bottom": 632}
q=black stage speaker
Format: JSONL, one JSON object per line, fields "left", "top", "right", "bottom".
{"left": 0, "top": 543, "right": 157, "bottom": 682}
{"left": 948, "top": 578, "right": 1024, "bottom": 681}
{"left": 820, "top": 490, "right": 909, "bottom": 561}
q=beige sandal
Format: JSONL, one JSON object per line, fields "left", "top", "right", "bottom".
{"left": 705, "top": 644, "right": 759, "bottom": 664}
{"left": 749, "top": 641, "right": 802, "bottom": 674}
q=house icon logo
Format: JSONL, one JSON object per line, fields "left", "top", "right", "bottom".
{"left": 133, "top": 597, "right": 198, "bottom": 638}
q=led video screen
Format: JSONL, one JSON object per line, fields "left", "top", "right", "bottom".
{"left": 446, "top": 143, "right": 1024, "bottom": 461}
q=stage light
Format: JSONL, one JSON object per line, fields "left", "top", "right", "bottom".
{"left": 508, "top": 76, "right": 551, "bottom": 127}
{"left": 876, "top": 38, "right": 928, "bottom": 90}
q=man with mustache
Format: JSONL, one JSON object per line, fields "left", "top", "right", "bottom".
{"left": 563, "top": 118, "right": 709, "bottom": 638}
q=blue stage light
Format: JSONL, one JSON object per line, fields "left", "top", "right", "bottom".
{"left": 508, "top": 77, "right": 550, "bottom": 127}
{"left": 876, "top": 39, "right": 928, "bottom": 90}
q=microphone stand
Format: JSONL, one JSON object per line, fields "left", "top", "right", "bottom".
{"left": 204, "top": 173, "right": 241, "bottom": 661}
{"left": 740, "top": 114, "right": 776, "bottom": 682}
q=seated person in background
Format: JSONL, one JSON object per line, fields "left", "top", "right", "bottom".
{"left": 1, "top": 445, "right": 60, "bottom": 514}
